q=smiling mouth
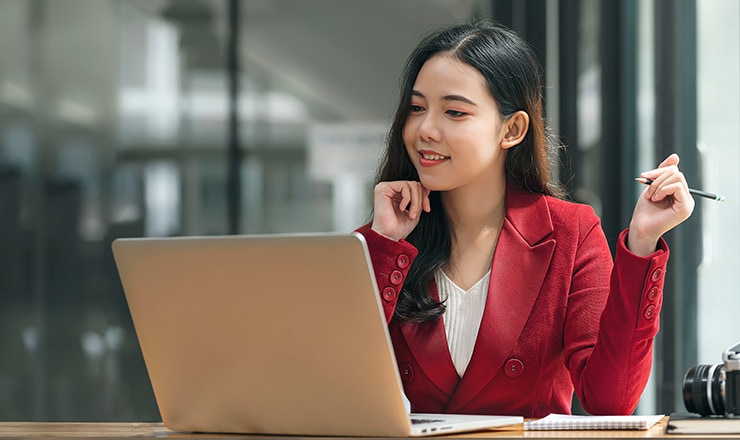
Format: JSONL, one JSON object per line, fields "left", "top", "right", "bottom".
{"left": 420, "top": 152, "right": 449, "bottom": 161}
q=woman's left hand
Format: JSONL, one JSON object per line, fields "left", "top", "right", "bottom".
{"left": 628, "top": 153, "right": 695, "bottom": 256}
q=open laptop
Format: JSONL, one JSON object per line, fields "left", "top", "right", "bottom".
{"left": 112, "top": 232, "right": 523, "bottom": 436}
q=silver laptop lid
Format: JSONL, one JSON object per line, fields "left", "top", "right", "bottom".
{"left": 113, "top": 232, "right": 413, "bottom": 436}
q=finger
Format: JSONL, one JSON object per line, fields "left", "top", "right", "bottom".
{"left": 648, "top": 172, "right": 690, "bottom": 203}
{"left": 408, "top": 182, "right": 426, "bottom": 220}
{"left": 650, "top": 178, "right": 696, "bottom": 219}
{"left": 641, "top": 165, "right": 678, "bottom": 200}
{"left": 405, "top": 183, "right": 420, "bottom": 220}
{"left": 644, "top": 172, "right": 675, "bottom": 201}
{"left": 398, "top": 184, "right": 412, "bottom": 212}
{"left": 658, "top": 153, "right": 680, "bottom": 168}
{"left": 640, "top": 154, "right": 680, "bottom": 182}
{"left": 375, "top": 181, "right": 400, "bottom": 201}
{"left": 641, "top": 163, "right": 678, "bottom": 181}
{"left": 422, "top": 187, "right": 432, "bottom": 213}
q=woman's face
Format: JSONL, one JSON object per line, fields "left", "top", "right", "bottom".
{"left": 403, "top": 54, "right": 508, "bottom": 193}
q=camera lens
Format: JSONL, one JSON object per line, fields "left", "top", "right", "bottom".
{"left": 682, "top": 364, "right": 725, "bottom": 416}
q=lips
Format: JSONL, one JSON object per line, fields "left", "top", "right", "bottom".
{"left": 421, "top": 152, "right": 448, "bottom": 161}
{"left": 417, "top": 150, "right": 449, "bottom": 167}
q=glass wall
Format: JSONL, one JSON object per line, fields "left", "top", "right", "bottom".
{"left": 0, "top": 0, "right": 490, "bottom": 421}
{"left": 696, "top": 0, "right": 740, "bottom": 365}
{"left": 1, "top": 0, "right": 737, "bottom": 422}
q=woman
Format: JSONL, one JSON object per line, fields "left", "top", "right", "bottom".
{"left": 356, "top": 21, "right": 693, "bottom": 417}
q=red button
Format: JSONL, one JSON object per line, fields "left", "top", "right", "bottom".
{"left": 651, "top": 268, "right": 663, "bottom": 282}
{"left": 504, "top": 359, "right": 524, "bottom": 378}
{"left": 390, "top": 270, "right": 403, "bottom": 285}
{"left": 647, "top": 286, "right": 659, "bottom": 301}
{"left": 382, "top": 287, "right": 396, "bottom": 302}
{"left": 643, "top": 304, "right": 656, "bottom": 320}
{"left": 397, "top": 254, "right": 410, "bottom": 269}
{"left": 399, "top": 362, "right": 414, "bottom": 382}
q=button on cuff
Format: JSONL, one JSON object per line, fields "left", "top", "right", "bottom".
{"left": 643, "top": 304, "right": 657, "bottom": 320}
{"left": 397, "top": 254, "right": 410, "bottom": 269}
{"left": 389, "top": 270, "right": 403, "bottom": 285}
{"left": 651, "top": 267, "right": 664, "bottom": 282}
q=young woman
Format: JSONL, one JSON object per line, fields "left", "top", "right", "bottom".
{"left": 356, "top": 21, "right": 693, "bottom": 418}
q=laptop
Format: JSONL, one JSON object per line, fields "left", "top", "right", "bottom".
{"left": 112, "top": 232, "right": 523, "bottom": 436}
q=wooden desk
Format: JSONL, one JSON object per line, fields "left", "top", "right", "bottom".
{"left": 0, "top": 418, "right": 735, "bottom": 439}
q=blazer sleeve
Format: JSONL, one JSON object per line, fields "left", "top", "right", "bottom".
{"left": 566, "top": 222, "right": 669, "bottom": 415}
{"left": 355, "top": 224, "right": 418, "bottom": 324}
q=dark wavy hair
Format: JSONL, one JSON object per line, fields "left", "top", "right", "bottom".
{"left": 376, "top": 21, "right": 565, "bottom": 323}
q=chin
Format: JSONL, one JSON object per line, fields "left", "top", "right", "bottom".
{"left": 417, "top": 178, "right": 446, "bottom": 192}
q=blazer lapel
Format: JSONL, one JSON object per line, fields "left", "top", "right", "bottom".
{"left": 398, "top": 285, "right": 460, "bottom": 398}
{"left": 446, "top": 189, "right": 556, "bottom": 413}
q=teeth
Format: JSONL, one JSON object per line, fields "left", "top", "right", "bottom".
{"left": 421, "top": 153, "right": 447, "bottom": 160}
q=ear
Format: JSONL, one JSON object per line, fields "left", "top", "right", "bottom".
{"left": 500, "top": 110, "right": 530, "bottom": 150}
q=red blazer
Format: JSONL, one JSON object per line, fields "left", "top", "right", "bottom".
{"left": 357, "top": 187, "right": 669, "bottom": 418}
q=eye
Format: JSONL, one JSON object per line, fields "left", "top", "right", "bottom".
{"left": 446, "top": 109, "right": 467, "bottom": 118}
{"left": 410, "top": 104, "right": 425, "bottom": 113}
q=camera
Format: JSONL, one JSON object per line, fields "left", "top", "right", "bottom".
{"left": 682, "top": 341, "right": 740, "bottom": 417}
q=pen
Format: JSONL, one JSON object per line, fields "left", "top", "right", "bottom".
{"left": 635, "top": 177, "right": 726, "bottom": 202}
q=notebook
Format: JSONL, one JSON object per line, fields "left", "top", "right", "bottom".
{"left": 112, "top": 232, "right": 523, "bottom": 437}
{"left": 524, "top": 413, "right": 664, "bottom": 431}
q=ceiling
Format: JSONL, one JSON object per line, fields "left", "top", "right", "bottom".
{"left": 0, "top": 0, "right": 483, "bottom": 134}
{"left": 120, "top": 0, "right": 481, "bottom": 122}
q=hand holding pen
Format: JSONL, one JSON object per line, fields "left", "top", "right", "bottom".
{"left": 628, "top": 153, "right": 696, "bottom": 256}
{"left": 635, "top": 177, "right": 725, "bottom": 202}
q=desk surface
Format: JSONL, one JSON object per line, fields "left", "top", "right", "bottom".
{"left": 0, "top": 418, "right": 737, "bottom": 439}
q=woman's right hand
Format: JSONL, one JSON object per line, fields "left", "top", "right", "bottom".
{"left": 371, "top": 181, "right": 431, "bottom": 241}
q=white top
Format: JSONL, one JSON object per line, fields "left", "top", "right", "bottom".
{"left": 435, "top": 267, "right": 491, "bottom": 378}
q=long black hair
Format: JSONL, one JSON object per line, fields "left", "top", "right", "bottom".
{"left": 376, "top": 21, "right": 565, "bottom": 323}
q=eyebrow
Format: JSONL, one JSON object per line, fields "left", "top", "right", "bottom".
{"left": 411, "top": 90, "right": 477, "bottom": 106}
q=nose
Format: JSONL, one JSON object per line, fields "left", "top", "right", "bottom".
{"left": 418, "top": 114, "right": 441, "bottom": 142}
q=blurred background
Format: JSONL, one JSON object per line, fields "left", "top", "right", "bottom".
{"left": 0, "top": 0, "right": 737, "bottom": 422}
